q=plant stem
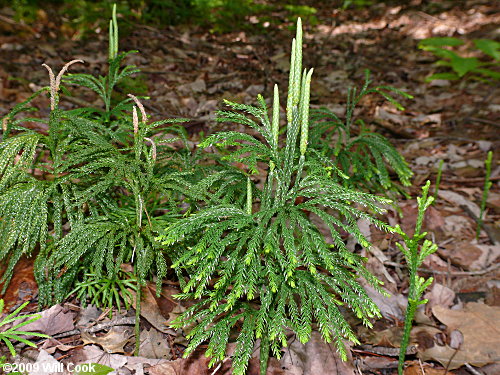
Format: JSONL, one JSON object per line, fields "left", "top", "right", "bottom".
{"left": 398, "top": 299, "right": 418, "bottom": 375}
{"left": 433, "top": 159, "right": 444, "bottom": 202}
{"left": 134, "top": 284, "right": 141, "bottom": 356}
{"left": 259, "top": 333, "right": 270, "bottom": 375}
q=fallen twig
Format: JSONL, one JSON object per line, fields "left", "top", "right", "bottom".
{"left": 51, "top": 316, "right": 136, "bottom": 339}
{"left": 383, "top": 261, "right": 500, "bottom": 276}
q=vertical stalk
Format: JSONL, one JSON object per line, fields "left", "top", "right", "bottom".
{"left": 433, "top": 159, "right": 444, "bottom": 202}
{"left": 134, "top": 284, "right": 141, "bottom": 355}
{"left": 398, "top": 297, "right": 418, "bottom": 375}
{"left": 259, "top": 333, "right": 270, "bottom": 375}
{"left": 246, "top": 177, "right": 252, "bottom": 215}
{"left": 397, "top": 181, "right": 437, "bottom": 374}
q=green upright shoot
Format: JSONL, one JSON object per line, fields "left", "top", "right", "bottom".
{"left": 433, "top": 159, "right": 444, "bottom": 203}
{"left": 394, "top": 181, "right": 438, "bottom": 375}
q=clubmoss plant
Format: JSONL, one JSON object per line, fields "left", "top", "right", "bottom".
{"left": 310, "top": 70, "right": 413, "bottom": 196}
{"left": 158, "top": 18, "right": 392, "bottom": 375}
{"left": 0, "top": 300, "right": 50, "bottom": 357}
{"left": 476, "top": 150, "right": 493, "bottom": 239}
{"left": 394, "top": 180, "right": 438, "bottom": 375}
{"left": 0, "top": 6, "right": 190, "bottom": 307}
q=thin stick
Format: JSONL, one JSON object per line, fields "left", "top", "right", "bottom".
{"left": 383, "top": 261, "right": 500, "bottom": 276}
{"left": 464, "top": 363, "right": 484, "bottom": 375}
{"left": 51, "top": 316, "right": 136, "bottom": 339}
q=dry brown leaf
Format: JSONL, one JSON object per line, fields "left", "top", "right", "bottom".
{"left": 76, "top": 305, "right": 102, "bottom": 328}
{"left": 40, "top": 338, "right": 78, "bottom": 354}
{"left": 421, "top": 253, "right": 449, "bottom": 273}
{"left": 148, "top": 347, "right": 232, "bottom": 375}
{"left": 178, "top": 79, "right": 206, "bottom": 94}
{"left": 81, "top": 326, "right": 132, "bottom": 354}
{"left": 440, "top": 215, "right": 475, "bottom": 241}
{"left": 130, "top": 285, "right": 184, "bottom": 335}
{"left": 411, "top": 113, "right": 442, "bottom": 126}
{"left": 357, "top": 356, "right": 398, "bottom": 371}
{"left": 22, "top": 304, "right": 74, "bottom": 336}
{"left": 439, "top": 242, "right": 500, "bottom": 271}
{"left": 280, "top": 331, "right": 356, "bottom": 375}
{"left": 424, "top": 283, "right": 456, "bottom": 311}
{"left": 361, "top": 280, "right": 406, "bottom": 321}
{"left": 404, "top": 363, "right": 453, "bottom": 375}
{"left": 419, "top": 302, "right": 500, "bottom": 369}
{"left": 125, "top": 356, "right": 169, "bottom": 373}
{"left": 30, "top": 349, "right": 62, "bottom": 375}
{"left": 487, "top": 192, "right": 500, "bottom": 209}
{"left": 0, "top": 256, "right": 37, "bottom": 310}
{"left": 411, "top": 325, "right": 442, "bottom": 351}
{"left": 375, "top": 105, "right": 407, "bottom": 125}
{"left": 77, "top": 344, "right": 128, "bottom": 370}
{"left": 365, "top": 247, "right": 398, "bottom": 292}
{"left": 361, "top": 326, "right": 403, "bottom": 348}
{"left": 269, "top": 51, "right": 290, "bottom": 72}
{"left": 148, "top": 362, "right": 182, "bottom": 375}
{"left": 481, "top": 362, "right": 500, "bottom": 375}
{"left": 138, "top": 328, "right": 172, "bottom": 360}
{"left": 438, "top": 190, "right": 480, "bottom": 217}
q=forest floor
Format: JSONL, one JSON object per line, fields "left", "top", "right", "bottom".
{"left": 0, "top": 0, "right": 499, "bottom": 374}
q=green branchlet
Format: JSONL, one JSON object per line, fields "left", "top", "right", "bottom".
{"left": 0, "top": 300, "right": 50, "bottom": 357}
{"left": 394, "top": 180, "right": 438, "bottom": 375}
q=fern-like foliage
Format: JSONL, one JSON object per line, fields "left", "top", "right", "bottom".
{"left": 310, "top": 70, "right": 413, "bottom": 196}
{"left": 0, "top": 7, "right": 191, "bottom": 306}
{"left": 158, "top": 19, "right": 392, "bottom": 375}
{"left": 39, "top": 110, "right": 192, "bottom": 303}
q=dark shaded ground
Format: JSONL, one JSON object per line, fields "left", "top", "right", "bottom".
{"left": 0, "top": 1, "right": 499, "bottom": 374}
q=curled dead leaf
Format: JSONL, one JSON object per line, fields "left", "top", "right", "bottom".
{"left": 418, "top": 303, "right": 500, "bottom": 369}
{"left": 81, "top": 326, "right": 132, "bottom": 354}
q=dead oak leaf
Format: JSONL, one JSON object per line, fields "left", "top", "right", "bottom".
{"left": 81, "top": 326, "right": 132, "bottom": 354}
{"left": 79, "top": 344, "right": 127, "bottom": 370}
{"left": 22, "top": 304, "right": 74, "bottom": 336}
{"left": 281, "top": 331, "right": 356, "bottom": 375}
{"left": 130, "top": 285, "right": 184, "bottom": 335}
{"left": 419, "top": 302, "right": 500, "bottom": 369}
{"left": 439, "top": 242, "right": 500, "bottom": 271}
{"left": 138, "top": 328, "right": 172, "bottom": 360}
